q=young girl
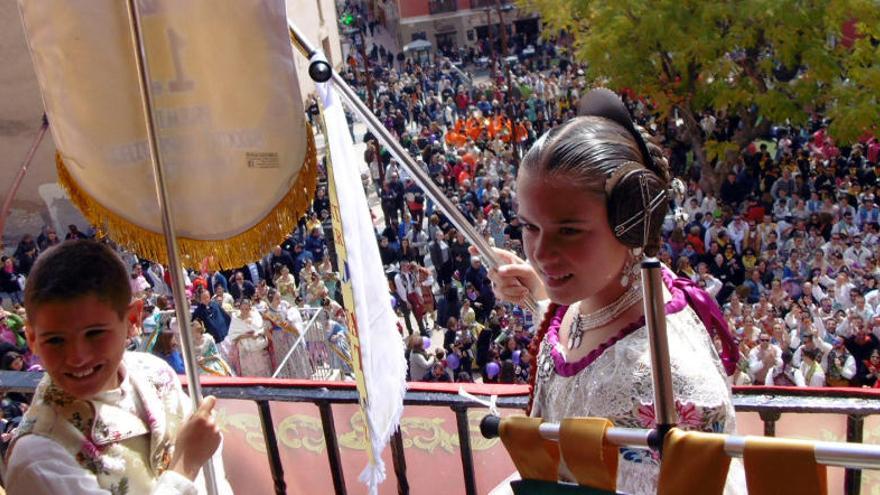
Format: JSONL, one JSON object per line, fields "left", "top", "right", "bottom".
{"left": 153, "top": 326, "right": 186, "bottom": 375}
{"left": 487, "top": 90, "right": 744, "bottom": 494}
{"left": 1, "top": 351, "right": 25, "bottom": 372}
{"left": 191, "top": 319, "right": 233, "bottom": 377}
{"left": 299, "top": 259, "right": 316, "bottom": 300}
{"left": 274, "top": 265, "right": 297, "bottom": 305}
{"left": 318, "top": 253, "right": 339, "bottom": 299}
{"left": 6, "top": 240, "right": 231, "bottom": 493}
{"left": 305, "top": 271, "right": 325, "bottom": 307}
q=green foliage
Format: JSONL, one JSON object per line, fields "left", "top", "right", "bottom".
{"left": 519, "top": 0, "right": 880, "bottom": 159}
{"left": 705, "top": 139, "right": 741, "bottom": 165}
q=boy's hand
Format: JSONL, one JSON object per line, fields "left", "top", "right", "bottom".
{"left": 171, "top": 396, "right": 221, "bottom": 481}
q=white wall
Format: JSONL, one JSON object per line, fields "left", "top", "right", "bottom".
{"left": 0, "top": 1, "right": 85, "bottom": 249}
{"left": 287, "top": 0, "right": 344, "bottom": 100}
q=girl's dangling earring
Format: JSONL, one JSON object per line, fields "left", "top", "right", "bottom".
{"left": 621, "top": 248, "right": 642, "bottom": 287}
{"left": 620, "top": 260, "right": 631, "bottom": 288}
{"left": 631, "top": 248, "right": 642, "bottom": 286}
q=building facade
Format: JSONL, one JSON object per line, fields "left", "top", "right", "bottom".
{"left": 376, "top": 0, "right": 541, "bottom": 55}
{"left": 287, "top": 0, "right": 345, "bottom": 97}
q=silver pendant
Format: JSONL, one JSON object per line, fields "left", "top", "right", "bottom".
{"left": 540, "top": 358, "right": 554, "bottom": 379}
{"left": 568, "top": 314, "right": 585, "bottom": 350}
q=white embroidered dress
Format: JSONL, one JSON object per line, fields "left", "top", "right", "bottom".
{"left": 531, "top": 272, "right": 746, "bottom": 495}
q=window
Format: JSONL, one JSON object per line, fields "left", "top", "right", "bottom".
{"left": 428, "top": 0, "right": 457, "bottom": 15}
{"left": 471, "top": 0, "right": 514, "bottom": 9}
{"left": 436, "top": 32, "right": 457, "bottom": 52}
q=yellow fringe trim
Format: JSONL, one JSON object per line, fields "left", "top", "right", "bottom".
{"left": 56, "top": 125, "right": 318, "bottom": 270}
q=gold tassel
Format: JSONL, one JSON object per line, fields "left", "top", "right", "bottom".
{"left": 56, "top": 125, "right": 318, "bottom": 270}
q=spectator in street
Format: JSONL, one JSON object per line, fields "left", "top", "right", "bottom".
{"left": 749, "top": 332, "right": 783, "bottom": 384}
{"left": 64, "top": 224, "right": 88, "bottom": 240}
{"left": 395, "top": 261, "right": 426, "bottom": 336}
{"left": 229, "top": 271, "right": 256, "bottom": 302}
{"left": 0, "top": 256, "right": 24, "bottom": 307}
{"left": 407, "top": 334, "right": 435, "bottom": 382}
{"left": 13, "top": 235, "right": 38, "bottom": 277}
{"left": 192, "top": 287, "right": 231, "bottom": 343}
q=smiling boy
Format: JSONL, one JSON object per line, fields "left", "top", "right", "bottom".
{"left": 4, "top": 240, "right": 230, "bottom": 494}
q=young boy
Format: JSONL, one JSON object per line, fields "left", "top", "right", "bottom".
{"left": 4, "top": 240, "right": 231, "bottom": 494}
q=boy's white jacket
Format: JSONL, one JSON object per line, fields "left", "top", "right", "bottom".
{"left": 5, "top": 351, "right": 232, "bottom": 495}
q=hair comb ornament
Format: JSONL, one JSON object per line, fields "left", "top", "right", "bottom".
{"left": 576, "top": 88, "right": 670, "bottom": 255}
{"left": 577, "top": 88, "right": 655, "bottom": 175}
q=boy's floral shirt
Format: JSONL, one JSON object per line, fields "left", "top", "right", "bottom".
{"left": 9, "top": 352, "right": 187, "bottom": 494}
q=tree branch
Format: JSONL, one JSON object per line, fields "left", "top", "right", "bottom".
{"left": 738, "top": 29, "right": 769, "bottom": 93}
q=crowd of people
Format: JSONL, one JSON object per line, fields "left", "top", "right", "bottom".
{"left": 0, "top": 4, "right": 875, "bottom": 492}
{"left": 334, "top": 3, "right": 880, "bottom": 390}
{"left": 1, "top": 202, "right": 350, "bottom": 374}
{"left": 2, "top": 6, "right": 880, "bottom": 452}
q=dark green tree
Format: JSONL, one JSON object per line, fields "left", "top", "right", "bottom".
{"left": 520, "top": 0, "right": 880, "bottom": 187}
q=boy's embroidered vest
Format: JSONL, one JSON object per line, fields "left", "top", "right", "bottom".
{"left": 8, "top": 352, "right": 187, "bottom": 494}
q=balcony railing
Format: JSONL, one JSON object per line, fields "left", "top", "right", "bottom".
{"left": 1, "top": 371, "right": 878, "bottom": 495}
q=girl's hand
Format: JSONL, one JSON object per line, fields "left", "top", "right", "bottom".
{"left": 470, "top": 246, "right": 547, "bottom": 305}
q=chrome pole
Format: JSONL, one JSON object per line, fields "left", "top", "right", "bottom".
{"left": 123, "top": 2, "right": 218, "bottom": 492}
{"left": 271, "top": 308, "right": 323, "bottom": 379}
{"left": 288, "top": 22, "right": 537, "bottom": 313}
{"left": 640, "top": 258, "right": 677, "bottom": 453}
{"left": 483, "top": 416, "right": 880, "bottom": 471}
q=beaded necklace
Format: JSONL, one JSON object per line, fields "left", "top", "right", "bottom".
{"left": 567, "top": 282, "right": 643, "bottom": 350}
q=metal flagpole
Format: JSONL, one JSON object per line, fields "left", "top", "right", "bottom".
{"left": 480, "top": 415, "right": 880, "bottom": 471}
{"left": 0, "top": 115, "right": 48, "bottom": 238}
{"left": 640, "top": 258, "right": 677, "bottom": 453}
{"left": 288, "top": 22, "right": 537, "bottom": 314}
{"left": 123, "top": 2, "right": 219, "bottom": 493}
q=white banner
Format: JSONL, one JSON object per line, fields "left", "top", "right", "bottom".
{"left": 317, "top": 79, "right": 407, "bottom": 494}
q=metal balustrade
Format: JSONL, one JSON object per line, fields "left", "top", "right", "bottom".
{"left": 1, "top": 371, "right": 878, "bottom": 495}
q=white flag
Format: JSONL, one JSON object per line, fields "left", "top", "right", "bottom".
{"left": 316, "top": 80, "right": 407, "bottom": 494}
